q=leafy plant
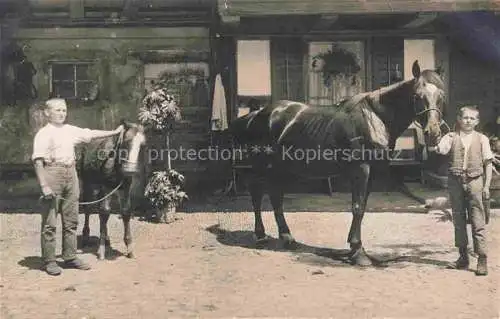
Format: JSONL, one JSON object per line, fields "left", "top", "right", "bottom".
{"left": 138, "top": 88, "right": 181, "bottom": 132}
{"left": 144, "top": 170, "right": 188, "bottom": 209}
{"left": 312, "top": 45, "right": 361, "bottom": 87}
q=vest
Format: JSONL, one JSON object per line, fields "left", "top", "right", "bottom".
{"left": 448, "top": 131, "right": 484, "bottom": 178}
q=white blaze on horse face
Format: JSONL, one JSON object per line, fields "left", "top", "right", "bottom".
{"left": 127, "top": 132, "right": 146, "bottom": 168}
{"left": 422, "top": 83, "right": 441, "bottom": 122}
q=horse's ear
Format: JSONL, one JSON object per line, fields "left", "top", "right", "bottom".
{"left": 412, "top": 60, "right": 421, "bottom": 78}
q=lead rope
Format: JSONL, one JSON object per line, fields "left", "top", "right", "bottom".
{"left": 40, "top": 129, "right": 127, "bottom": 206}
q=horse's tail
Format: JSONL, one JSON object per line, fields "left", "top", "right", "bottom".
{"left": 228, "top": 112, "right": 256, "bottom": 146}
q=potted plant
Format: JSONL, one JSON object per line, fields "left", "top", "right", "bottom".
{"left": 312, "top": 45, "right": 361, "bottom": 87}
{"left": 138, "top": 81, "right": 187, "bottom": 222}
{"left": 144, "top": 170, "right": 188, "bottom": 223}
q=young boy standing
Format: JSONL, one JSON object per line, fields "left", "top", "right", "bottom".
{"left": 32, "top": 98, "right": 124, "bottom": 276}
{"left": 429, "top": 105, "right": 493, "bottom": 276}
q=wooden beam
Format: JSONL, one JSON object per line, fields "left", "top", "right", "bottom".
{"left": 69, "top": 0, "right": 84, "bottom": 19}
{"left": 311, "top": 14, "right": 339, "bottom": 30}
{"left": 404, "top": 12, "right": 438, "bottom": 29}
{"left": 122, "top": 0, "right": 139, "bottom": 19}
{"left": 219, "top": 0, "right": 496, "bottom": 16}
{"left": 221, "top": 14, "right": 240, "bottom": 26}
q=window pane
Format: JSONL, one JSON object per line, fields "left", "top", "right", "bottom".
{"left": 76, "top": 81, "right": 94, "bottom": 99}
{"left": 53, "top": 81, "right": 75, "bottom": 98}
{"left": 76, "top": 64, "right": 91, "bottom": 80}
{"left": 52, "top": 64, "right": 74, "bottom": 81}
{"left": 237, "top": 40, "right": 271, "bottom": 96}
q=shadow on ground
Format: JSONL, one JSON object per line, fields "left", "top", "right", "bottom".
{"left": 205, "top": 224, "right": 454, "bottom": 270}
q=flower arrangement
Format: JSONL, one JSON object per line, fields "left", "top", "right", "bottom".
{"left": 139, "top": 80, "right": 188, "bottom": 222}
{"left": 138, "top": 88, "right": 182, "bottom": 132}
{"left": 312, "top": 45, "right": 361, "bottom": 87}
{"left": 144, "top": 169, "right": 188, "bottom": 210}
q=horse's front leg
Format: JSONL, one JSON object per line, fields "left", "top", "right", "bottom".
{"left": 347, "top": 162, "right": 373, "bottom": 266}
{"left": 120, "top": 189, "right": 134, "bottom": 258}
{"left": 97, "top": 197, "right": 111, "bottom": 260}
{"left": 269, "top": 179, "right": 296, "bottom": 249}
{"left": 82, "top": 212, "right": 91, "bottom": 247}
{"left": 81, "top": 185, "right": 93, "bottom": 247}
{"left": 248, "top": 175, "right": 268, "bottom": 245}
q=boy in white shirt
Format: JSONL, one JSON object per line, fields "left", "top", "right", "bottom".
{"left": 428, "top": 105, "right": 493, "bottom": 276}
{"left": 32, "top": 98, "right": 124, "bottom": 276}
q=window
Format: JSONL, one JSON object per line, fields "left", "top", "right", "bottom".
{"left": 50, "top": 62, "right": 96, "bottom": 100}
{"left": 271, "top": 38, "right": 305, "bottom": 102}
{"left": 144, "top": 62, "right": 209, "bottom": 107}
{"left": 237, "top": 40, "right": 271, "bottom": 96}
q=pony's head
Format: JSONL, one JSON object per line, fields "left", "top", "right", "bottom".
{"left": 118, "top": 120, "right": 147, "bottom": 176}
{"left": 410, "top": 60, "right": 447, "bottom": 145}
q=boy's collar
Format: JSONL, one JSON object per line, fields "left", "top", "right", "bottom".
{"left": 458, "top": 129, "right": 475, "bottom": 135}
{"left": 47, "top": 122, "right": 65, "bottom": 128}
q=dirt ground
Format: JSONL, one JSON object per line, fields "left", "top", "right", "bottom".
{"left": 1, "top": 206, "right": 499, "bottom": 319}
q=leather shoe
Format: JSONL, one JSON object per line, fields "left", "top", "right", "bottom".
{"left": 447, "top": 248, "right": 469, "bottom": 270}
{"left": 476, "top": 256, "right": 488, "bottom": 276}
{"left": 45, "top": 261, "right": 62, "bottom": 276}
{"left": 63, "top": 258, "right": 91, "bottom": 270}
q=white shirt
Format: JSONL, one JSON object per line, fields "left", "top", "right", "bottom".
{"left": 436, "top": 131, "right": 494, "bottom": 169}
{"left": 32, "top": 123, "right": 94, "bottom": 165}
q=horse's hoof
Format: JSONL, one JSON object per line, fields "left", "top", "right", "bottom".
{"left": 254, "top": 234, "right": 271, "bottom": 248}
{"left": 81, "top": 238, "right": 90, "bottom": 248}
{"left": 105, "top": 239, "right": 111, "bottom": 247}
{"left": 280, "top": 233, "right": 297, "bottom": 250}
{"left": 350, "top": 247, "right": 373, "bottom": 267}
{"left": 127, "top": 252, "right": 135, "bottom": 259}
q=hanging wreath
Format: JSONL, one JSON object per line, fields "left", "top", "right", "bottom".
{"left": 312, "top": 45, "right": 361, "bottom": 87}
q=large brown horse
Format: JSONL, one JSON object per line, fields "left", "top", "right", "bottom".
{"left": 229, "top": 60, "right": 446, "bottom": 266}
{"left": 78, "top": 121, "right": 148, "bottom": 260}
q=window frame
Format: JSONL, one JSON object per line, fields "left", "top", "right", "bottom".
{"left": 49, "top": 60, "right": 97, "bottom": 101}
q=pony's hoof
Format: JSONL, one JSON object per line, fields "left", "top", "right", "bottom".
{"left": 127, "top": 252, "right": 135, "bottom": 259}
{"left": 350, "top": 247, "right": 373, "bottom": 267}
{"left": 97, "top": 246, "right": 106, "bottom": 260}
{"left": 280, "top": 233, "right": 297, "bottom": 250}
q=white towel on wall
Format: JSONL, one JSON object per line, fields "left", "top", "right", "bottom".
{"left": 211, "top": 73, "right": 228, "bottom": 131}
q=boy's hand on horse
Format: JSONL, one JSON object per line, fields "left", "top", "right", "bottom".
{"left": 115, "top": 124, "right": 125, "bottom": 134}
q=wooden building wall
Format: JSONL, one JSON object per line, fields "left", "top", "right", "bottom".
{"left": 0, "top": 26, "right": 214, "bottom": 190}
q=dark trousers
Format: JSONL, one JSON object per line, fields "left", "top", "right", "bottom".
{"left": 448, "top": 174, "right": 487, "bottom": 256}
{"left": 41, "top": 165, "right": 80, "bottom": 263}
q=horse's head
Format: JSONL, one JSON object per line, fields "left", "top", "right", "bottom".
{"left": 410, "top": 60, "right": 447, "bottom": 145}
{"left": 117, "top": 120, "right": 147, "bottom": 176}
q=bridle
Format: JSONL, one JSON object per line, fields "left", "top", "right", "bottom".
{"left": 411, "top": 84, "right": 451, "bottom": 136}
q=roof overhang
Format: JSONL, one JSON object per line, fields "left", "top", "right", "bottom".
{"left": 219, "top": 0, "right": 498, "bottom": 17}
